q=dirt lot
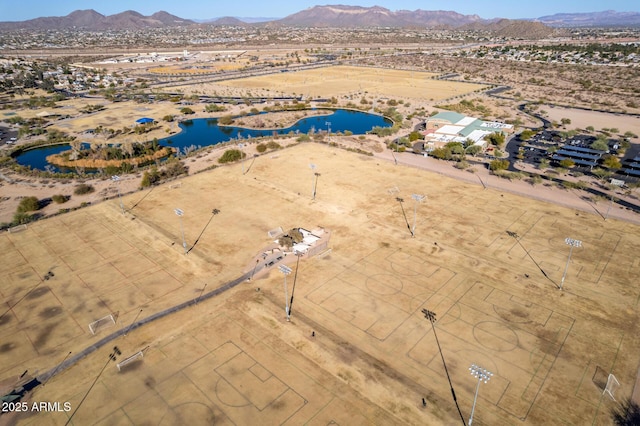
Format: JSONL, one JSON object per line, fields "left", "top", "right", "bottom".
{"left": 1, "top": 143, "right": 639, "bottom": 425}
{"left": 172, "top": 65, "right": 488, "bottom": 102}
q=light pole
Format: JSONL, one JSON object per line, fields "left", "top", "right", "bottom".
{"left": 279, "top": 265, "right": 292, "bottom": 321}
{"left": 310, "top": 163, "right": 320, "bottom": 200}
{"left": 468, "top": 364, "right": 493, "bottom": 426}
{"left": 65, "top": 346, "right": 121, "bottom": 426}
{"left": 288, "top": 252, "right": 302, "bottom": 319}
{"left": 112, "top": 175, "right": 124, "bottom": 214}
{"left": 560, "top": 237, "right": 582, "bottom": 290}
{"left": 422, "top": 309, "right": 467, "bottom": 425}
{"left": 396, "top": 197, "right": 413, "bottom": 237}
{"left": 326, "top": 121, "right": 332, "bottom": 142}
{"left": 411, "top": 194, "right": 426, "bottom": 237}
{"left": 174, "top": 208, "right": 187, "bottom": 255}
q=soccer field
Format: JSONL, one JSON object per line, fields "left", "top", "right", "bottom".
{"left": 218, "top": 65, "right": 488, "bottom": 101}
{"left": 1, "top": 143, "right": 639, "bottom": 425}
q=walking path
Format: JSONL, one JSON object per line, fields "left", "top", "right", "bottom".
{"left": 379, "top": 150, "right": 640, "bottom": 226}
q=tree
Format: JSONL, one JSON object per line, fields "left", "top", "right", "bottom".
{"left": 17, "top": 196, "right": 40, "bottom": 213}
{"left": 592, "top": 168, "right": 613, "bottom": 180}
{"left": 486, "top": 132, "right": 506, "bottom": 147}
{"left": 430, "top": 147, "right": 453, "bottom": 160}
{"left": 408, "top": 131, "right": 422, "bottom": 142}
{"left": 141, "top": 167, "right": 160, "bottom": 187}
{"left": 445, "top": 141, "right": 465, "bottom": 155}
{"left": 465, "top": 145, "right": 483, "bottom": 156}
{"left": 180, "top": 107, "right": 195, "bottom": 115}
{"left": 519, "top": 129, "right": 535, "bottom": 141}
{"left": 602, "top": 155, "right": 621, "bottom": 169}
{"left": 559, "top": 158, "right": 575, "bottom": 168}
{"left": 590, "top": 139, "right": 609, "bottom": 151}
{"left": 561, "top": 118, "right": 572, "bottom": 126}
{"left": 489, "top": 159, "right": 510, "bottom": 171}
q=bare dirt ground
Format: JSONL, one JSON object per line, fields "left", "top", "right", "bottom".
{"left": 543, "top": 106, "right": 640, "bottom": 136}
{"left": 1, "top": 143, "right": 639, "bottom": 425}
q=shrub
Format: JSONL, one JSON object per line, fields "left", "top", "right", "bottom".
{"left": 266, "top": 141, "right": 281, "bottom": 150}
{"left": 562, "top": 180, "right": 588, "bottom": 190}
{"left": 218, "top": 115, "right": 234, "bottom": 125}
{"left": 52, "top": 194, "right": 69, "bottom": 204}
{"left": 218, "top": 149, "right": 245, "bottom": 164}
{"left": 256, "top": 143, "right": 267, "bottom": 153}
{"left": 13, "top": 211, "right": 34, "bottom": 225}
{"left": 141, "top": 167, "right": 160, "bottom": 188}
{"left": 74, "top": 183, "right": 95, "bottom": 195}
{"left": 180, "top": 107, "right": 195, "bottom": 115}
{"left": 17, "top": 196, "right": 40, "bottom": 213}
{"left": 519, "top": 129, "right": 535, "bottom": 140}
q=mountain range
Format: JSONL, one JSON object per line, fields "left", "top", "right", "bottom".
{"left": 0, "top": 5, "right": 638, "bottom": 31}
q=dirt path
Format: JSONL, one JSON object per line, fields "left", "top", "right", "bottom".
{"left": 377, "top": 149, "right": 640, "bottom": 226}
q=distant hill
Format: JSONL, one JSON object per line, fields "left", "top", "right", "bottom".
{"left": 192, "top": 17, "right": 275, "bottom": 24}
{"left": 479, "top": 19, "right": 562, "bottom": 39}
{"left": 0, "top": 9, "right": 194, "bottom": 30}
{"left": 535, "top": 10, "right": 640, "bottom": 27}
{"left": 206, "top": 17, "right": 248, "bottom": 27}
{"left": 275, "top": 5, "right": 484, "bottom": 28}
{"left": 0, "top": 6, "right": 637, "bottom": 32}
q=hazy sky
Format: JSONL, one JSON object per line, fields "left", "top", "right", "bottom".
{"left": 1, "top": 0, "right": 638, "bottom": 22}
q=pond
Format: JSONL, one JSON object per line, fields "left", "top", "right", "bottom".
{"left": 15, "top": 109, "right": 392, "bottom": 172}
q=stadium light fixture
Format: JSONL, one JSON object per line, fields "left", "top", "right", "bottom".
{"left": 560, "top": 237, "right": 582, "bottom": 290}
{"left": 468, "top": 364, "right": 493, "bottom": 426}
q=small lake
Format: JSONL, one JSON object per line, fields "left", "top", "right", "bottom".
{"left": 15, "top": 109, "right": 392, "bottom": 171}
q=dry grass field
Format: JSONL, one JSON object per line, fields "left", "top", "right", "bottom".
{"left": 214, "top": 65, "right": 488, "bottom": 101}
{"left": 1, "top": 143, "right": 639, "bottom": 425}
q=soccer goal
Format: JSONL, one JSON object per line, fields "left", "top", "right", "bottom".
{"left": 8, "top": 224, "right": 27, "bottom": 233}
{"left": 116, "top": 350, "right": 144, "bottom": 371}
{"left": 603, "top": 374, "right": 620, "bottom": 401}
{"left": 169, "top": 182, "right": 182, "bottom": 189}
{"left": 88, "top": 314, "right": 116, "bottom": 335}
